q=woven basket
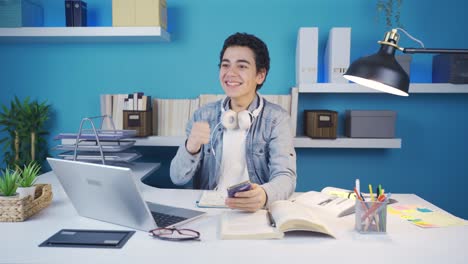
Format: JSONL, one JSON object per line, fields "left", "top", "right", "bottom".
{"left": 0, "top": 184, "right": 53, "bottom": 222}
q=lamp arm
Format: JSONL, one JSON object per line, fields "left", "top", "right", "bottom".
{"left": 402, "top": 48, "right": 468, "bottom": 54}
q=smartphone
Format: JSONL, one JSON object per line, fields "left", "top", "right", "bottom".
{"left": 227, "top": 180, "right": 252, "bottom": 198}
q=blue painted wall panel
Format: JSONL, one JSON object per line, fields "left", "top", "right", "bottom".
{"left": 1, "top": 0, "right": 467, "bottom": 218}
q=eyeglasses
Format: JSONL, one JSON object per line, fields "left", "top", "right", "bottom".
{"left": 149, "top": 228, "right": 201, "bottom": 241}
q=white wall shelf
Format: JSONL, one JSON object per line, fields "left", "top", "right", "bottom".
{"left": 297, "top": 83, "right": 468, "bottom": 94}
{"left": 63, "top": 136, "right": 401, "bottom": 149}
{"left": 0, "top": 27, "right": 170, "bottom": 43}
{"left": 293, "top": 136, "right": 401, "bottom": 149}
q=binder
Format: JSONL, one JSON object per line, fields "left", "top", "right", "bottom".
{"left": 64, "top": 1, "right": 73, "bottom": 27}
{"left": 72, "top": 0, "right": 87, "bottom": 27}
{"left": 296, "top": 27, "right": 318, "bottom": 87}
{"left": 324, "top": 27, "right": 351, "bottom": 83}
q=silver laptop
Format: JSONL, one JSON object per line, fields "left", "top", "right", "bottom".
{"left": 47, "top": 158, "right": 206, "bottom": 231}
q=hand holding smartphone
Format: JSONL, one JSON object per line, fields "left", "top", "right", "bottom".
{"left": 227, "top": 180, "right": 252, "bottom": 198}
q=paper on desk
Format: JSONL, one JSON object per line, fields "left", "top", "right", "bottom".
{"left": 388, "top": 204, "right": 468, "bottom": 228}
{"left": 197, "top": 190, "right": 228, "bottom": 208}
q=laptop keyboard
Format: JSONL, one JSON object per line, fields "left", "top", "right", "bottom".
{"left": 150, "top": 211, "right": 188, "bottom": 228}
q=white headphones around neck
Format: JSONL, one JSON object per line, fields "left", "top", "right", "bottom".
{"left": 220, "top": 96, "right": 264, "bottom": 130}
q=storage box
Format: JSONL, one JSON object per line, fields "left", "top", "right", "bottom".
{"left": 112, "top": 0, "right": 167, "bottom": 29}
{"left": 304, "top": 110, "right": 337, "bottom": 139}
{"left": 345, "top": 110, "right": 396, "bottom": 138}
{"left": 123, "top": 110, "right": 152, "bottom": 137}
{"left": 0, "top": 0, "right": 43, "bottom": 27}
{"left": 396, "top": 54, "right": 412, "bottom": 77}
{"left": 432, "top": 54, "right": 468, "bottom": 84}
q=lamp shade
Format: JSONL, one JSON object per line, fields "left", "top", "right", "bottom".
{"left": 344, "top": 44, "right": 410, "bottom": 96}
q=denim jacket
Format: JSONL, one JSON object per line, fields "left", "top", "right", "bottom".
{"left": 170, "top": 95, "right": 297, "bottom": 207}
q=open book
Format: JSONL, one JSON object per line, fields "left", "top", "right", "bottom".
{"left": 220, "top": 201, "right": 336, "bottom": 239}
{"left": 292, "top": 187, "right": 356, "bottom": 217}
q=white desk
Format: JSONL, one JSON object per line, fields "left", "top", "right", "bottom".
{"left": 1, "top": 164, "right": 467, "bottom": 264}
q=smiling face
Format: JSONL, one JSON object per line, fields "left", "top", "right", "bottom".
{"left": 219, "top": 46, "right": 266, "bottom": 108}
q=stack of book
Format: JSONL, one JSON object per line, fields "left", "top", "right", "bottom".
{"left": 151, "top": 93, "right": 293, "bottom": 137}
{"left": 101, "top": 92, "right": 293, "bottom": 137}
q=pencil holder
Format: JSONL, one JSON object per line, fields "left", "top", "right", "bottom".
{"left": 355, "top": 200, "right": 388, "bottom": 233}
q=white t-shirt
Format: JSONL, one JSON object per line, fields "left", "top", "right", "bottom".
{"left": 216, "top": 128, "right": 249, "bottom": 194}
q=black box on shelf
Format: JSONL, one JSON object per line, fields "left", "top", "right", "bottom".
{"left": 304, "top": 110, "right": 337, "bottom": 139}
{"left": 345, "top": 110, "right": 396, "bottom": 138}
{"left": 123, "top": 110, "right": 152, "bottom": 137}
{"left": 432, "top": 54, "right": 468, "bottom": 84}
{"left": 64, "top": 0, "right": 87, "bottom": 27}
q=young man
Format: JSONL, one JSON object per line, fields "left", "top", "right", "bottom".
{"left": 170, "top": 32, "right": 296, "bottom": 212}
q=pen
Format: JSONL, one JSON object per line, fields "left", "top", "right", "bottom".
{"left": 369, "top": 184, "right": 374, "bottom": 201}
{"left": 267, "top": 211, "right": 276, "bottom": 227}
{"left": 360, "top": 193, "right": 388, "bottom": 221}
{"left": 355, "top": 179, "right": 360, "bottom": 195}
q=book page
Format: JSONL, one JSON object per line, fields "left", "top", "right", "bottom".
{"left": 320, "top": 186, "right": 398, "bottom": 205}
{"left": 270, "top": 201, "right": 334, "bottom": 237}
{"left": 197, "top": 190, "right": 227, "bottom": 208}
{"left": 220, "top": 210, "right": 283, "bottom": 240}
{"left": 292, "top": 191, "right": 355, "bottom": 217}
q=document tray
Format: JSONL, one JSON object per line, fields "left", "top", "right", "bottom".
{"left": 53, "top": 140, "right": 136, "bottom": 152}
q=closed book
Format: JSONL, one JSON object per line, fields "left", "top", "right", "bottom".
{"left": 72, "top": 0, "right": 87, "bottom": 27}
{"left": 64, "top": 1, "right": 73, "bottom": 27}
{"left": 324, "top": 27, "right": 351, "bottom": 83}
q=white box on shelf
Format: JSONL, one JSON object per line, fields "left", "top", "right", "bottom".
{"left": 324, "top": 27, "right": 351, "bottom": 83}
{"left": 296, "top": 27, "right": 318, "bottom": 87}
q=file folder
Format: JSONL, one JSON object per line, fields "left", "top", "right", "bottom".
{"left": 324, "top": 27, "right": 351, "bottom": 83}
{"left": 39, "top": 229, "right": 135, "bottom": 249}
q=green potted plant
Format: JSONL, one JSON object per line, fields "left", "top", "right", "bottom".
{"left": 376, "top": 0, "right": 404, "bottom": 29}
{"left": 17, "top": 161, "right": 41, "bottom": 199}
{"left": 0, "top": 168, "right": 20, "bottom": 199}
{"left": 376, "top": 0, "right": 412, "bottom": 76}
{"left": 0, "top": 96, "right": 51, "bottom": 169}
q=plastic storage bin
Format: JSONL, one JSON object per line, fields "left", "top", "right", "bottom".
{"left": 345, "top": 110, "right": 396, "bottom": 138}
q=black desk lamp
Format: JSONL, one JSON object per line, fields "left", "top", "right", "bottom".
{"left": 343, "top": 29, "right": 468, "bottom": 96}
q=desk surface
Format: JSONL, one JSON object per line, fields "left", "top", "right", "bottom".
{"left": 1, "top": 163, "right": 467, "bottom": 264}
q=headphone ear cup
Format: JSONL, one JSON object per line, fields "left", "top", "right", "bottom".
{"left": 221, "top": 110, "right": 238, "bottom": 130}
{"left": 237, "top": 110, "right": 252, "bottom": 130}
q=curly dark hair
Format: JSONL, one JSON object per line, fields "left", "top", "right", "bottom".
{"left": 219, "top": 32, "right": 270, "bottom": 90}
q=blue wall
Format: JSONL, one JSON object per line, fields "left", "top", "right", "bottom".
{"left": 1, "top": 0, "right": 467, "bottom": 218}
